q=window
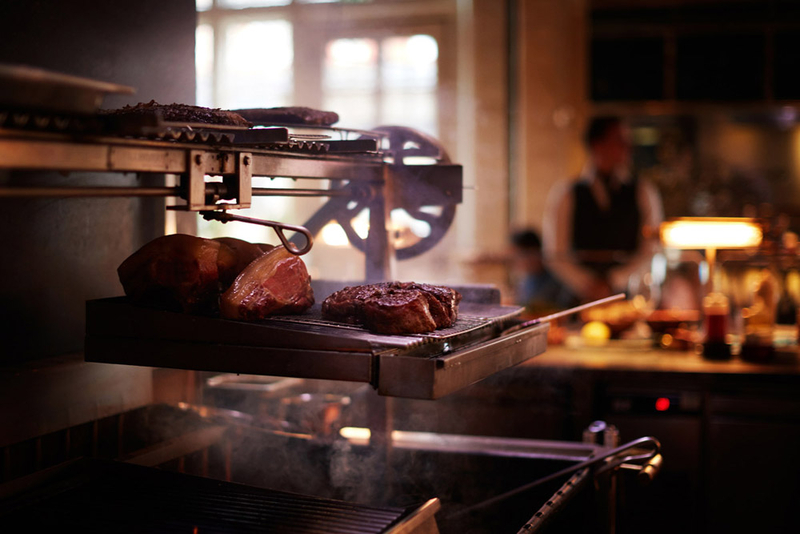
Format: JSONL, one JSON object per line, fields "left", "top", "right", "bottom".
{"left": 194, "top": 0, "right": 456, "bottom": 280}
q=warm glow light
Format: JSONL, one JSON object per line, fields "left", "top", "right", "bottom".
{"left": 660, "top": 218, "right": 762, "bottom": 249}
{"left": 320, "top": 223, "right": 350, "bottom": 247}
{"left": 340, "top": 426, "right": 371, "bottom": 443}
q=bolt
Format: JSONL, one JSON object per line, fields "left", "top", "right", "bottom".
{"left": 243, "top": 156, "right": 251, "bottom": 166}
{"left": 194, "top": 154, "right": 202, "bottom": 165}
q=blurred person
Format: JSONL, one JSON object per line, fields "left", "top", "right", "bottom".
{"left": 510, "top": 229, "right": 575, "bottom": 311}
{"left": 543, "top": 116, "right": 663, "bottom": 302}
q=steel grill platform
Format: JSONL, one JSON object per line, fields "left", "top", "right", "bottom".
{"left": 0, "top": 459, "right": 421, "bottom": 533}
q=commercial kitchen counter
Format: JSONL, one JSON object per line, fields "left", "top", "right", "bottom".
{"left": 525, "top": 342, "right": 800, "bottom": 377}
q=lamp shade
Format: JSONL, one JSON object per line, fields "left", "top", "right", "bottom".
{"left": 660, "top": 217, "right": 762, "bottom": 249}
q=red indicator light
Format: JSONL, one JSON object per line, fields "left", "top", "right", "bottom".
{"left": 655, "top": 397, "right": 670, "bottom": 412}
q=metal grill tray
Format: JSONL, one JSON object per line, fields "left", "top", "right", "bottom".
{"left": 0, "top": 458, "right": 435, "bottom": 533}
{"left": 85, "top": 292, "right": 548, "bottom": 399}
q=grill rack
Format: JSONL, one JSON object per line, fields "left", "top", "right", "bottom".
{"left": 0, "top": 458, "right": 438, "bottom": 534}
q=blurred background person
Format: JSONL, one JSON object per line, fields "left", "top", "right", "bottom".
{"left": 543, "top": 116, "right": 663, "bottom": 302}
{"left": 510, "top": 229, "right": 576, "bottom": 312}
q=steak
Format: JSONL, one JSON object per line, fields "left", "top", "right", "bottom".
{"left": 322, "top": 282, "right": 461, "bottom": 335}
{"left": 103, "top": 100, "right": 252, "bottom": 127}
{"left": 220, "top": 246, "right": 314, "bottom": 321}
{"left": 234, "top": 107, "right": 339, "bottom": 126}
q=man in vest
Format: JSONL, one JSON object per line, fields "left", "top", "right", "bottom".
{"left": 542, "top": 116, "right": 663, "bottom": 302}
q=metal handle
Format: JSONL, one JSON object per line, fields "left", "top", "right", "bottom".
{"left": 200, "top": 210, "right": 314, "bottom": 256}
{"left": 636, "top": 453, "right": 663, "bottom": 486}
{"left": 501, "top": 293, "right": 627, "bottom": 336}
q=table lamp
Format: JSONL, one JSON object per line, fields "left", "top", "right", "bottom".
{"left": 659, "top": 217, "right": 763, "bottom": 359}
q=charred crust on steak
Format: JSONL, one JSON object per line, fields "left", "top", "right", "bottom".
{"left": 102, "top": 100, "right": 252, "bottom": 127}
{"left": 234, "top": 107, "right": 339, "bottom": 126}
{"left": 321, "top": 282, "right": 461, "bottom": 334}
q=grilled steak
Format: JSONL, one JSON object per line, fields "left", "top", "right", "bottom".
{"left": 322, "top": 282, "right": 461, "bottom": 334}
{"left": 220, "top": 246, "right": 314, "bottom": 321}
{"left": 103, "top": 100, "right": 252, "bottom": 127}
{"left": 234, "top": 107, "right": 339, "bottom": 126}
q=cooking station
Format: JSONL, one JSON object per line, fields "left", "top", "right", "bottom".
{"left": 0, "top": 26, "right": 660, "bottom": 532}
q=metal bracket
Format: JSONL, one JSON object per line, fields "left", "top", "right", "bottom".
{"left": 176, "top": 150, "right": 253, "bottom": 211}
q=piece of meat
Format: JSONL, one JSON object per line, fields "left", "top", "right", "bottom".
{"left": 103, "top": 100, "right": 252, "bottom": 127}
{"left": 234, "top": 107, "right": 339, "bottom": 126}
{"left": 118, "top": 234, "right": 225, "bottom": 314}
{"left": 321, "top": 282, "right": 461, "bottom": 334}
{"left": 214, "top": 237, "right": 273, "bottom": 290}
{"left": 220, "top": 246, "right": 314, "bottom": 321}
{"left": 362, "top": 290, "right": 437, "bottom": 334}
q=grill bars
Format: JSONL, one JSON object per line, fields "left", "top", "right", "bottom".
{"left": 0, "top": 459, "right": 412, "bottom": 534}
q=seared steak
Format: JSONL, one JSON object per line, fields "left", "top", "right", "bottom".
{"left": 234, "top": 107, "right": 339, "bottom": 126}
{"left": 220, "top": 246, "right": 314, "bottom": 321}
{"left": 322, "top": 282, "right": 461, "bottom": 334}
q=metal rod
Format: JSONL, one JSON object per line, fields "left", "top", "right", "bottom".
{"left": 0, "top": 186, "right": 179, "bottom": 198}
{"left": 0, "top": 186, "right": 350, "bottom": 199}
{"left": 251, "top": 187, "right": 351, "bottom": 197}
{"left": 501, "top": 293, "right": 626, "bottom": 336}
{"left": 533, "top": 293, "right": 626, "bottom": 325}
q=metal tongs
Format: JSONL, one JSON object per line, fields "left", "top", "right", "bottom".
{"left": 201, "top": 210, "right": 314, "bottom": 256}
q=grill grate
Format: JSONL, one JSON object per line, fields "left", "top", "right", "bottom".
{"left": 0, "top": 459, "right": 413, "bottom": 533}
{"left": 268, "top": 302, "right": 523, "bottom": 345}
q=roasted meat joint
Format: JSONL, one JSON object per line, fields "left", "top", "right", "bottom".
{"left": 9, "top": 1, "right": 800, "bottom": 534}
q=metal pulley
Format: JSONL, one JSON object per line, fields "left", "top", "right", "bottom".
{"left": 295, "top": 125, "right": 462, "bottom": 261}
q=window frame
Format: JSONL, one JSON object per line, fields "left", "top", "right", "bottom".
{"left": 197, "top": 0, "right": 457, "bottom": 153}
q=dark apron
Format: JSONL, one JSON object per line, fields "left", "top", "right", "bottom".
{"left": 571, "top": 178, "right": 641, "bottom": 277}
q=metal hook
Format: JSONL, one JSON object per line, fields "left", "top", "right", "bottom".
{"left": 200, "top": 210, "right": 314, "bottom": 256}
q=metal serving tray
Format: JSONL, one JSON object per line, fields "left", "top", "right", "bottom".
{"left": 84, "top": 288, "right": 548, "bottom": 400}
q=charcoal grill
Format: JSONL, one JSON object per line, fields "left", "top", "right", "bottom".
{"left": 0, "top": 458, "right": 439, "bottom": 533}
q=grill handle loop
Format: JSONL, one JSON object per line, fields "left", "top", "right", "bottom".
{"left": 201, "top": 210, "right": 314, "bottom": 256}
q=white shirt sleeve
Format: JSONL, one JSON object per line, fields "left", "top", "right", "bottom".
{"left": 542, "top": 179, "right": 602, "bottom": 299}
{"left": 606, "top": 179, "right": 664, "bottom": 292}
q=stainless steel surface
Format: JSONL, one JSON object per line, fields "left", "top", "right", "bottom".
{"left": 84, "top": 295, "right": 542, "bottom": 400}
{"left": 201, "top": 210, "right": 313, "bottom": 255}
{"left": 0, "top": 63, "right": 134, "bottom": 113}
{"left": 377, "top": 323, "right": 548, "bottom": 399}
